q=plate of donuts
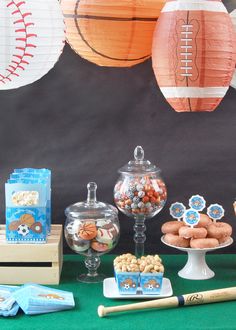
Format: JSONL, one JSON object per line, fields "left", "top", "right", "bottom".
{"left": 161, "top": 213, "right": 233, "bottom": 251}
{"left": 162, "top": 198, "right": 234, "bottom": 279}
{"left": 161, "top": 235, "right": 233, "bottom": 252}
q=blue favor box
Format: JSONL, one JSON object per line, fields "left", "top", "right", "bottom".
{"left": 115, "top": 271, "right": 164, "bottom": 295}
{"left": 13, "top": 169, "right": 51, "bottom": 233}
{"left": 115, "top": 272, "right": 140, "bottom": 295}
{"left": 5, "top": 169, "right": 51, "bottom": 244}
{"left": 140, "top": 272, "right": 163, "bottom": 295}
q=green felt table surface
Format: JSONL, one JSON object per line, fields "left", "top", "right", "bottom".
{"left": 2, "top": 254, "right": 236, "bottom": 330}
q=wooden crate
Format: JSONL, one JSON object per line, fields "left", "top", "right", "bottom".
{"left": 0, "top": 224, "right": 63, "bottom": 285}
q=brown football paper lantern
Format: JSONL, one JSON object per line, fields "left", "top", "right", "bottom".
{"left": 230, "top": 10, "right": 236, "bottom": 89}
{"left": 61, "top": 0, "right": 165, "bottom": 67}
{"left": 152, "top": 0, "right": 236, "bottom": 112}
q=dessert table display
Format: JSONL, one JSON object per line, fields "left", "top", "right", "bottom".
{"left": 1, "top": 168, "right": 236, "bottom": 330}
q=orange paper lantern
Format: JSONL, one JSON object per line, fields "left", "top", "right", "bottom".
{"left": 61, "top": 0, "right": 165, "bottom": 67}
{"left": 230, "top": 10, "right": 236, "bottom": 89}
{"left": 152, "top": 0, "right": 236, "bottom": 112}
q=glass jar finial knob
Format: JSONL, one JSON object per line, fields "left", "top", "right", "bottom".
{"left": 87, "top": 182, "right": 97, "bottom": 203}
{"left": 134, "top": 146, "right": 144, "bottom": 163}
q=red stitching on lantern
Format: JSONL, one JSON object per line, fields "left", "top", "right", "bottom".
{"left": 0, "top": 0, "right": 37, "bottom": 86}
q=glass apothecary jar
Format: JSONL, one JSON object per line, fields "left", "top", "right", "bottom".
{"left": 114, "top": 146, "right": 167, "bottom": 256}
{"left": 65, "top": 182, "right": 120, "bottom": 283}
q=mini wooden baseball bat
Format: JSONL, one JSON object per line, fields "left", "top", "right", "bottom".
{"left": 98, "top": 287, "right": 236, "bottom": 318}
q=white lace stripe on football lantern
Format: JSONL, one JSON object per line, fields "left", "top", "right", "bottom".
{"left": 160, "top": 87, "right": 228, "bottom": 98}
{"left": 0, "top": 0, "right": 65, "bottom": 90}
{"left": 230, "top": 10, "right": 236, "bottom": 89}
{"left": 162, "top": 0, "right": 227, "bottom": 13}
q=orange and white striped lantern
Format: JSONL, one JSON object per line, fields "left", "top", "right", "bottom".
{"left": 61, "top": 0, "right": 165, "bottom": 67}
{"left": 0, "top": 0, "right": 65, "bottom": 90}
{"left": 152, "top": 0, "right": 236, "bottom": 112}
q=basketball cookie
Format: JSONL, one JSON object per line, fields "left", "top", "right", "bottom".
{"left": 78, "top": 222, "right": 97, "bottom": 240}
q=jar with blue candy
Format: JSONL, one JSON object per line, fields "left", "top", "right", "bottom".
{"left": 114, "top": 146, "right": 167, "bottom": 257}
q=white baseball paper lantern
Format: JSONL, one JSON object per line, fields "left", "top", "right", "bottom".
{"left": 0, "top": 0, "right": 65, "bottom": 90}
{"left": 230, "top": 10, "right": 236, "bottom": 89}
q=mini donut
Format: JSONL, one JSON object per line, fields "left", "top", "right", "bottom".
{"left": 179, "top": 226, "right": 207, "bottom": 239}
{"left": 218, "top": 236, "right": 231, "bottom": 245}
{"left": 195, "top": 214, "right": 212, "bottom": 228}
{"left": 163, "top": 233, "right": 190, "bottom": 248}
{"left": 207, "top": 222, "right": 232, "bottom": 239}
{"left": 190, "top": 238, "right": 219, "bottom": 249}
{"left": 91, "top": 240, "right": 109, "bottom": 252}
{"left": 161, "top": 221, "right": 185, "bottom": 234}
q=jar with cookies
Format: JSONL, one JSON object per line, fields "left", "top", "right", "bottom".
{"left": 114, "top": 146, "right": 167, "bottom": 257}
{"left": 65, "top": 182, "right": 120, "bottom": 283}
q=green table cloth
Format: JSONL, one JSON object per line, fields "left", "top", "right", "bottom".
{"left": 1, "top": 254, "right": 236, "bottom": 330}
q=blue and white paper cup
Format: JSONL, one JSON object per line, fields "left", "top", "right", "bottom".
{"left": 115, "top": 272, "right": 140, "bottom": 295}
{"left": 140, "top": 272, "right": 163, "bottom": 295}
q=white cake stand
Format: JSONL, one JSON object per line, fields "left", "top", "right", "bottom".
{"left": 161, "top": 236, "right": 233, "bottom": 280}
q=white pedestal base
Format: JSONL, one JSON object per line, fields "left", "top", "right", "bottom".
{"left": 178, "top": 250, "right": 214, "bottom": 280}
{"left": 161, "top": 236, "right": 233, "bottom": 281}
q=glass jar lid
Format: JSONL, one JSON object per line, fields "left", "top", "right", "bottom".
{"left": 118, "top": 146, "right": 160, "bottom": 175}
{"left": 65, "top": 182, "right": 118, "bottom": 220}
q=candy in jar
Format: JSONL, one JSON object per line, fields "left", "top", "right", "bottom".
{"left": 65, "top": 182, "right": 120, "bottom": 283}
{"left": 114, "top": 146, "right": 167, "bottom": 256}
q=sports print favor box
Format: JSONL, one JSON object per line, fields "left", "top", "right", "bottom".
{"left": 12, "top": 168, "right": 51, "bottom": 234}
{"left": 114, "top": 254, "right": 165, "bottom": 295}
{"left": 5, "top": 168, "right": 51, "bottom": 244}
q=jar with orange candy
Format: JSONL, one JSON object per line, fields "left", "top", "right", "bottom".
{"left": 114, "top": 146, "right": 167, "bottom": 257}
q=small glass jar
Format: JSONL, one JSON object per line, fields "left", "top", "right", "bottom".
{"left": 65, "top": 182, "right": 120, "bottom": 283}
{"left": 114, "top": 146, "right": 167, "bottom": 256}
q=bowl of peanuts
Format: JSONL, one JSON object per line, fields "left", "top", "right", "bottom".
{"left": 113, "top": 253, "right": 164, "bottom": 295}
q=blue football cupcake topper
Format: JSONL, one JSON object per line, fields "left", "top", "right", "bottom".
{"left": 189, "top": 195, "right": 206, "bottom": 212}
{"left": 207, "top": 204, "right": 224, "bottom": 221}
{"left": 183, "top": 209, "right": 200, "bottom": 227}
{"left": 169, "top": 202, "right": 186, "bottom": 220}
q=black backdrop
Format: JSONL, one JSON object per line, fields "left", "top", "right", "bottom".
{"left": 0, "top": 0, "right": 236, "bottom": 254}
